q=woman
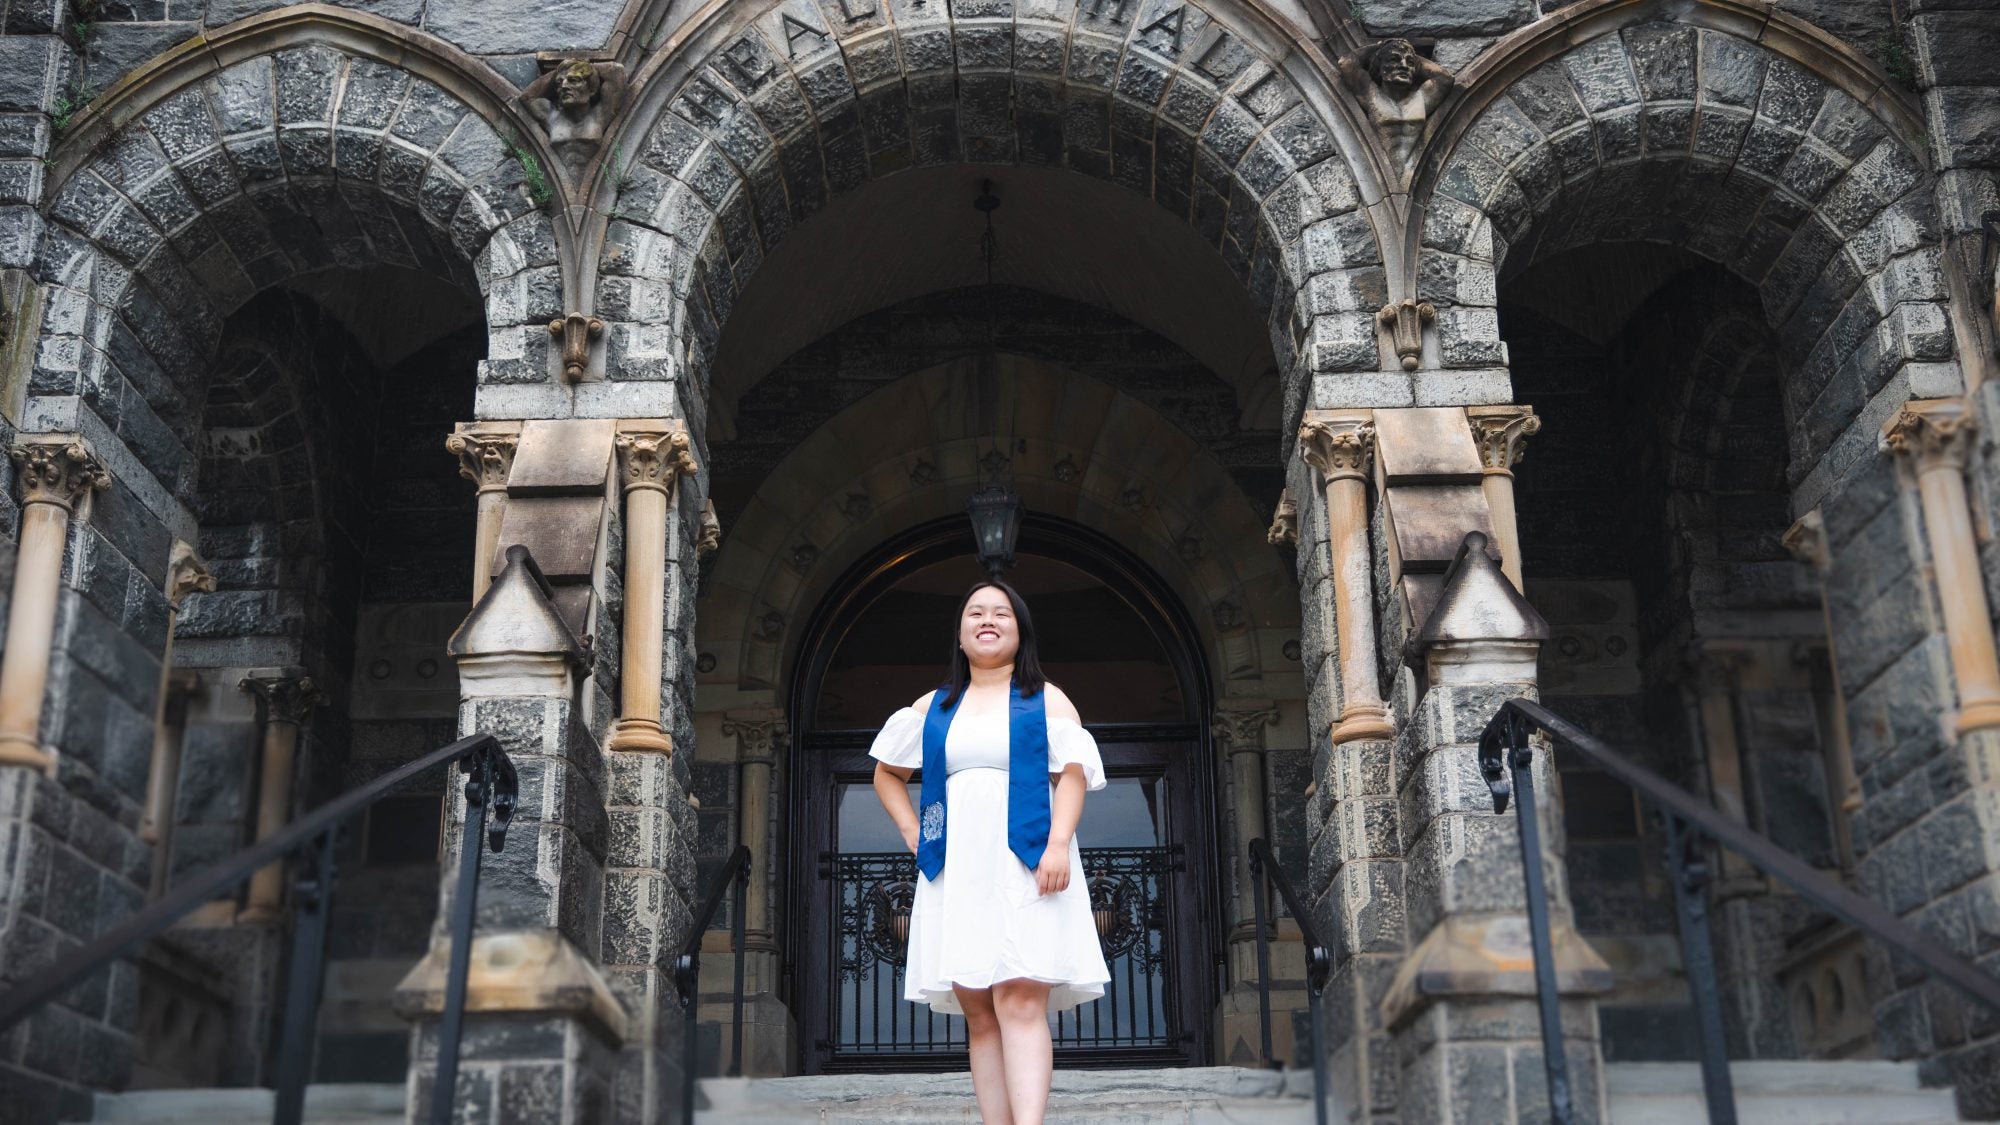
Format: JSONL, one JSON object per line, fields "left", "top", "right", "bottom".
{"left": 869, "top": 579, "right": 1111, "bottom": 1125}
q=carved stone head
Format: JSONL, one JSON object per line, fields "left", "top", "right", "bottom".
{"left": 555, "top": 60, "right": 601, "bottom": 112}
{"left": 1371, "top": 38, "right": 1419, "bottom": 95}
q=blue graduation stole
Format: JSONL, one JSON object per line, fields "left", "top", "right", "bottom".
{"left": 915, "top": 680, "right": 1051, "bottom": 880}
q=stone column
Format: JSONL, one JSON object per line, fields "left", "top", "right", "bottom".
{"left": 609, "top": 428, "right": 697, "bottom": 755}
{"left": 1782, "top": 511, "right": 1862, "bottom": 875}
{"left": 1467, "top": 406, "right": 1540, "bottom": 590}
{"left": 1882, "top": 400, "right": 2000, "bottom": 733}
{"left": 1297, "top": 416, "right": 1394, "bottom": 744}
{"left": 447, "top": 427, "right": 520, "bottom": 602}
{"left": 237, "top": 673, "right": 322, "bottom": 926}
{"left": 398, "top": 546, "right": 620, "bottom": 1124}
{"left": 1211, "top": 700, "right": 1288, "bottom": 1065}
{"left": 1384, "top": 534, "right": 1609, "bottom": 1125}
{"left": 141, "top": 545, "right": 215, "bottom": 844}
{"left": 0, "top": 437, "right": 108, "bottom": 772}
{"left": 720, "top": 708, "right": 790, "bottom": 1075}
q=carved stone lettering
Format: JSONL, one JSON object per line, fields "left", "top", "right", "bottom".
{"left": 1137, "top": 6, "right": 1187, "bottom": 55}
{"left": 782, "top": 13, "right": 831, "bottom": 57}
{"left": 678, "top": 74, "right": 737, "bottom": 128}
{"left": 1084, "top": 0, "right": 1137, "bottom": 25}
{"left": 721, "top": 38, "right": 777, "bottom": 92}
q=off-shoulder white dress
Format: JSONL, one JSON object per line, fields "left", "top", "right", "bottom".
{"left": 870, "top": 698, "right": 1112, "bottom": 1014}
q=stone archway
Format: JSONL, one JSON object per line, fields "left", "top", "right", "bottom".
{"left": 597, "top": 0, "right": 1393, "bottom": 429}
{"left": 1409, "top": 0, "right": 1949, "bottom": 513}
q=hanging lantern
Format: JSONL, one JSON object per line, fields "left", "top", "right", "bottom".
{"left": 966, "top": 483, "right": 1022, "bottom": 578}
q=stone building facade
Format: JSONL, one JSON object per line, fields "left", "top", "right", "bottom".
{"left": 0, "top": 0, "right": 1996, "bottom": 1121}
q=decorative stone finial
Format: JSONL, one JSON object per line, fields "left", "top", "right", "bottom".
{"left": 448, "top": 545, "right": 588, "bottom": 697}
{"left": 10, "top": 438, "right": 108, "bottom": 512}
{"left": 1267, "top": 489, "right": 1298, "bottom": 545}
{"left": 518, "top": 59, "right": 629, "bottom": 177}
{"left": 548, "top": 313, "right": 605, "bottom": 383}
{"left": 1337, "top": 38, "right": 1455, "bottom": 169}
{"left": 1378, "top": 299, "right": 1435, "bottom": 372}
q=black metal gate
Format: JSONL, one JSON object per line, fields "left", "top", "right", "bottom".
{"left": 825, "top": 846, "right": 1185, "bottom": 1062}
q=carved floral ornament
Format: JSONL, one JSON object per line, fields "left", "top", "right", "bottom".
{"left": 1470, "top": 408, "right": 1542, "bottom": 473}
{"left": 1882, "top": 400, "right": 1977, "bottom": 473}
{"left": 1211, "top": 705, "right": 1279, "bottom": 753}
{"left": 615, "top": 429, "right": 700, "bottom": 494}
{"left": 1297, "top": 418, "right": 1375, "bottom": 483}
{"left": 720, "top": 713, "right": 788, "bottom": 763}
{"left": 9, "top": 440, "right": 108, "bottom": 511}
{"left": 445, "top": 431, "right": 519, "bottom": 492}
{"left": 240, "top": 674, "right": 323, "bottom": 725}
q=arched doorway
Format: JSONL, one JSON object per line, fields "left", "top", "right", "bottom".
{"left": 786, "top": 513, "right": 1220, "bottom": 1073}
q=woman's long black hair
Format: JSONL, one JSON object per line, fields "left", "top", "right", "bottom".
{"left": 937, "top": 578, "right": 1046, "bottom": 708}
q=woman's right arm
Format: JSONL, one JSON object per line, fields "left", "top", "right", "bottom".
{"left": 873, "top": 691, "right": 935, "bottom": 854}
{"left": 875, "top": 762, "right": 919, "bottom": 854}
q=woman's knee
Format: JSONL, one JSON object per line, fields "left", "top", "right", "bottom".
{"left": 957, "top": 988, "right": 1000, "bottom": 1031}
{"left": 991, "top": 982, "right": 1050, "bottom": 1024}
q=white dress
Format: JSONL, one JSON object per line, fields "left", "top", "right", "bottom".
{"left": 869, "top": 698, "right": 1113, "bottom": 1014}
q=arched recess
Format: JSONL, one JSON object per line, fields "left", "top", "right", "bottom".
{"left": 33, "top": 5, "right": 565, "bottom": 526}
{"left": 1408, "top": 0, "right": 1948, "bottom": 515}
{"left": 594, "top": 0, "right": 1396, "bottom": 436}
{"left": 699, "top": 352, "right": 1299, "bottom": 705}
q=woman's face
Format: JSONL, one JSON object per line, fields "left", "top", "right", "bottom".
{"left": 958, "top": 586, "right": 1020, "bottom": 667}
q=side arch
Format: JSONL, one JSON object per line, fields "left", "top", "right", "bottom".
{"left": 31, "top": 4, "right": 566, "bottom": 530}
{"left": 1406, "top": 0, "right": 1946, "bottom": 512}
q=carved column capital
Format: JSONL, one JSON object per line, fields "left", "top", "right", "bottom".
{"left": 1266, "top": 489, "right": 1298, "bottom": 546}
{"left": 722, "top": 711, "right": 788, "bottom": 765}
{"left": 1297, "top": 416, "right": 1375, "bottom": 485}
{"left": 1469, "top": 406, "right": 1542, "bottom": 476}
{"left": 446, "top": 430, "right": 519, "bottom": 494}
{"left": 9, "top": 438, "right": 108, "bottom": 512}
{"left": 1782, "top": 510, "right": 1829, "bottom": 574}
{"left": 165, "top": 542, "right": 216, "bottom": 610}
{"left": 1212, "top": 704, "right": 1280, "bottom": 757}
{"left": 1883, "top": 399, "right": 1975, "bottom": 474}
{"left": 615, "top": 428, "right": 699, "bottom": 496}
{"left": 240, "top": 674, "right": 323, "bottom": 725}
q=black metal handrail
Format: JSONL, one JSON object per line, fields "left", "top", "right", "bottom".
{"left": 1247, "top": 837, "right": 1330, "bottom": 1125}
{"left": 0, "top": 731, "right": 517, "bottom": 1125}
{"left": 1479, "top": 698, "right": 2000, "bottom": 1125}
{"left": 677, "top": 843, "right": 751, "bottom": 1125}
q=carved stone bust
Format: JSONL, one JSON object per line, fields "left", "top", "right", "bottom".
{"left": 1338, "top": 38, "right": 1456, "bottom": 169}
{"left": 519, "top": 58, "right": 629, "bottom": 176}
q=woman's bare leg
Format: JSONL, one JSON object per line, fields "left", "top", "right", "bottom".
{"left": 991, "top": 979, "right": 1054, "bottom": 1125}
{"left": 954, "top": 985, "right": 1013, "bottom": 1125}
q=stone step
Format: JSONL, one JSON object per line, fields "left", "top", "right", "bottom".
{"left": 79, "top": 1083, "right": 404, "bottom": 1123}
{"left": 697, "top": 1066, "right": 1315, "bottom": 1124}
{"left": 1606, "top": 1061, "right": 1964, "bottom": 1125}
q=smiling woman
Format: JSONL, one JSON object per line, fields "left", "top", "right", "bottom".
{"left": 867, "top": 578, "right": 1112, "bottom": 1125}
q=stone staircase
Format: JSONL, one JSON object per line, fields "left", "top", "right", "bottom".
{"left": 65, "top": 1059, "right": 1969, "bottom": 1123}
{"left": 696, "top": 1066, "right": 1315, "bottom": 1123}
{"left": 75, "top": 1083, "right": 403, "bottom": 1123}
{"left": 1605, "top": 1060, "right": 1966, "bottom": 1125}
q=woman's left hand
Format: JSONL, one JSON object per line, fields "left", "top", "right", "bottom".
{"left": 1035, "top": 841, "right": 1071, "bottom": 896}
